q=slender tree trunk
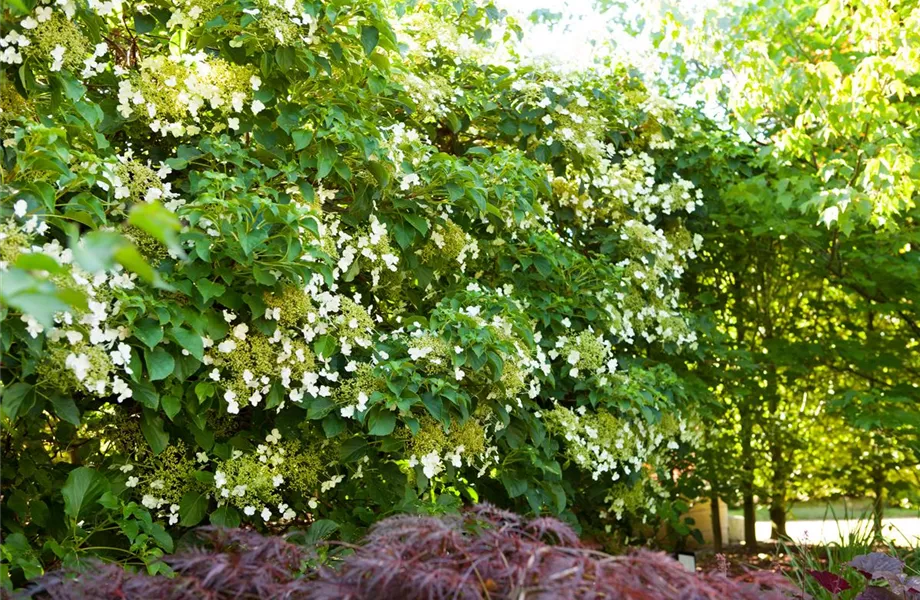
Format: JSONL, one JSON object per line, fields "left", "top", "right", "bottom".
{"left": 704, "top": 434, "right": 724, "bottom": 552}
{"left": 740, "top": 413, "right": 757, "bottom": 548}
{"left": 709, "top": 487, "right": 723, "bottom": 552}
{"left": 872, "top": 461, "right": 885, "bottom": 540}
{"left": 769, "top": 432, "right": 788, "bottom": 539}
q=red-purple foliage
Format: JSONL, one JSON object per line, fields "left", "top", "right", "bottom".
{"left": 15, "top": 505, "right": 795, "bottom": 600}
{"left": 808, "top": 569, "right": 852, "bottom": 593}
{"left": 848, "top": 553, "right": 906, "bottom": 580}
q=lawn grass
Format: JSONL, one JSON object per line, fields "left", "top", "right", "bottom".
{"left": 727, "top": 498, "right": 920, "bottom": 522}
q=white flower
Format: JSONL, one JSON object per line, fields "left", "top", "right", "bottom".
{"left": 251, "top": 100, "right": 265, "bottom": 114}
{"left": 233, "top": 323, "right": 249, "bottom": 340}
{"left": 272, "top": 474, "right": 284, "bottom": 487}
{"left": 112, "top": 377, "right": 132, "bottom": 402}
{"left": 65, "top": 353, "right": 91, "bottom": 382}
{"left": 355, "top": 392, "right": 368, "bottom": 412}
{"left": 261, "top": 507, "right": 272, "bottom": 521}
{"left": 408, "top": 346, "right": 432, "bottom": 360}
{"left": 13, "top": 200, "right": 27, "bottom": 218}
{"left": 126, "top": 476, "right": 139, "bottom": 488}
{"left": 244, "top": 506, "right": 256, "bottom": 516}
{"left": 21, "top": 315, "right": 44, "bottom": 338}
{"left": 454, "top": 368, "right": 465, "bottom": 381}
{"left": 340, "top": 405, "right": 355, "bottom": 418}
{"left": 141, "top": 494, "right": 158, "bottom": 509}
{"left": 228, "top": 117, "right": 240, "bottom": 130}
{"left": 224, "top": 390, "right": 239, "bottom": 414}
{"left": 215, "top": 470, "right": 227, "bottom": 488}
{"left": 218, "top": 339, "right": 237, "bottom": 353}
{"left": 50, "top": 45, "right": 66, "bottom": 72}
{"left": 420, "top": 451, "right": 442, "bottom": 479}
{"left": 20, "top": 16, "right": 38, "bottom": 29}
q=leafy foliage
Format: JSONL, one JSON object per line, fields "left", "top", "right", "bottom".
{"left": 15, "top": 506, "right": 795, "bottom": 600}
{"left": 806, "top": 552, "right": 920, "bottom": 600}
{"left": 0, "top": 0, "right": 713, "bottom": 586}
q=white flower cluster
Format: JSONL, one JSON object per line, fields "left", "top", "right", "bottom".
{"left": 379, "top": 123, "right": 433, "bottom": 194}
{"left": 598, "top": 150, "right": 702, "bottom": 221}
{"left": 546, "top": 404, "right": 697, "bottom": 487}
{"left": 2, "top": 211, "right": 137, "bottom": 402}
{"left": 331, "top": 215, "right": 400, "bottom": 287}
{"left": 116, "top": 53, "right": 259, "bottom": 138}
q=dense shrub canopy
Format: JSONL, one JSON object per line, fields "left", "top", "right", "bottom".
{"left": 0, "top": 0, "right": 717, "bottom": 583}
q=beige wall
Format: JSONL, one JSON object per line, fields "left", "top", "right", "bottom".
{"left": 685, "top": 498, "right": 728, "bottom": 547}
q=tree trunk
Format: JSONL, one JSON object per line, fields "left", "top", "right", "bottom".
{"left": 709, "top": 489, "right": 723, "bottom": 552}
{"left": 769, "top": 437, "right": 788, "bottom": 539}
{"left": 740, "top": 414, "right": 758, "bottom": 548}
{"left": 703, "top": 433, "right": 724, "bottom": 552}
{"left": 872, "top": 461, "right": 885, "bottom": 540}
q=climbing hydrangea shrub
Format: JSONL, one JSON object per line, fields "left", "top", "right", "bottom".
{"left": 1, "top": 0, "right": 707, "bottom": 585}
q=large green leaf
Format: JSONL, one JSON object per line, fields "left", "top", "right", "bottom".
{"left": 62, "top": 467, "right": 108, "bottom": 520}
{"left": 145, "top": 347, "right": 175, "bottom": 381}
{"left": 0, "top": 383, "right": 33, "bottom": 421}
{"left": 179, "top": 491, "right": 209, "bottom": 527}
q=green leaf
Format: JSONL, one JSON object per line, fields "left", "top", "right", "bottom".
{"left": 293, "top": 130, "right": 313, "bottom": 151}
{"left": 50, "top": 395, "right": 80, "bottom": 426}
{"left": 14, "top": 253, "right": 65, "bottom": 275}
{"left": 313, "top": 334, "right": 337, "bottom": 359}
{"left": 147, "top": 522, "right": 174, "bottom": 552}
{"left": 367, "top": 407, "right": 396, "bottom": 436}
{"left": 3, "top": 290, "right": 72, "bottom": 329}
{"left": 195, "top": 381, "right": 215, "bottom": 403}
{"left": 360, "top": 25, "right": 379, "bottom": 56}
{"left": 304, "top": 519, "right": 339, "bottom": 544}
{"left": 134, "top": 319, "right": 164, "bottom": 349}
{"left": 179, "top": 491, "right": 208, "bottom": 527}
{"left": 145, "top": 347, "right": 175, "bottom": 381}
{"left": 62, "top": 467, "right": 108, "bottom": 520}
{"left": 140, "top": 410, "right": 169, "bottom": 454}
{"left": 131, "top": 380, "right": 159, "bottom": 410}
{"left": 322, "top": 414, "right": 346, "bottom": 437}
{"left": 0, "top": 383, "right": 33, "bottom": 421}
{"left": 210, "top": 506, "right": 241, "bottom": 528}
{"left": 196, "top": 279, "right": 225, "bottom": 303}
{"left": 134, "top": 13, "right": 157, "bottom": 33}
{"left": 405, "top": 214, "right": 429, "bottom": 235}
{"left": 275, "top": 46, "right": 294, "bottom": 72}
{"left": 500, "top": 473, "right": 528, "bottom": 498}
{"left": 170, "top": 326, "right": 203, "bottom": 361}
{"left": 252, "top": 264, "right": 277, "bottom": 285}
{"left": 162, "top": 394, "right": 181, "bottom": 420}
{"left": 128, "top": 201, "right": 184, "bottom": 258}
{"left": 316, "top": 141, "right": 336, "bottom": 179}
{"left": 114, "top": 245, "right": 156, "bottom": 283}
